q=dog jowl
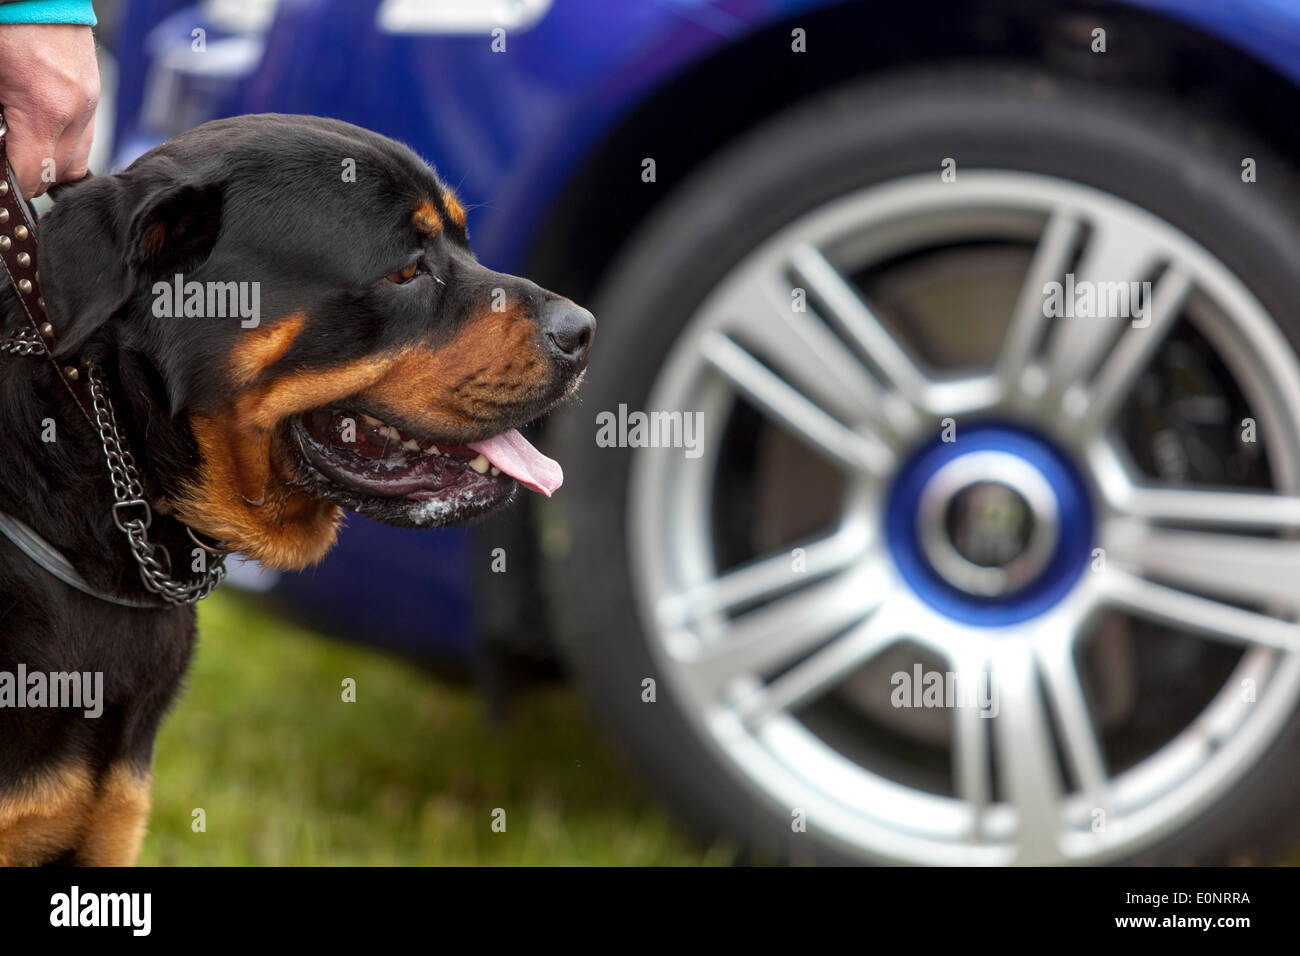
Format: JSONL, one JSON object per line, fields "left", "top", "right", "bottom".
{"left": 0, "top": 115, "right": 591, "bottom": 865}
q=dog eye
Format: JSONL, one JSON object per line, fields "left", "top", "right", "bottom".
{"left": 387, "top": 262, "right": 421, "bottom": 284}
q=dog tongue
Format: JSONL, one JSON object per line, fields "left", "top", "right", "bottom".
{"left": 468, "top": 429, "right": 563, "bottom": 496}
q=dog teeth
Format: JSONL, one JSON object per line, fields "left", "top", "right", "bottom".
{"left": 402, "top": 439, "right": 421, "bottom": 452}
{"left": 360, "top": 413, "right": 383, "bottom": 427}
{"left": 378, "top": 425, "right": 402, "bottom": 442}
{"left": 490, "top": 466, "right": 500, "bottom": 476}
{"left": 421, "top": 443, "right": 440, "bottom": 456}
{"left": 468, "top": 454, "right": 490, "bottom": 474}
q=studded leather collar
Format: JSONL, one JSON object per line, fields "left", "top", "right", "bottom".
{"left": 0, "top": 108, "right": 97, "bottom": 425}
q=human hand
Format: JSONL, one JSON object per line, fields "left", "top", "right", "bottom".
{"left": 0, "top": 23, "right": 99, "bottom": 199}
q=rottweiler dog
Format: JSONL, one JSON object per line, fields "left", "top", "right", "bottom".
{"left": 0, "top": 114, "right": 593, "bottom": 865}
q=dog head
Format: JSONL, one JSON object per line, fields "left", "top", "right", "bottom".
{"left": 37, "top": 114, "right": 593, "bottom": 570}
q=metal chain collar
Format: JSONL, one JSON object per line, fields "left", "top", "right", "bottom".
{"left": 83, "top": 361, "right": 227, "bottom": 605}
{"left": 0, "top": 324, "right": 44, "bottom": 355}
{"left": 1, "top": 327, "right": 227, "bottom": 606}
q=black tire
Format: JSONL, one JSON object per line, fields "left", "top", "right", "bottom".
{"left": 545, "top": 66, "right": 1300, "bottom": 864}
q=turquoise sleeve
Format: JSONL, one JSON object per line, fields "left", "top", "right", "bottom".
{"left": 0, "top": 1, "right": 97, "bottom": 26}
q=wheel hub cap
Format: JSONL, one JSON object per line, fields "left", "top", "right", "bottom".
{"left": 887, "top": 425, "right": 1094, "bottom": 625}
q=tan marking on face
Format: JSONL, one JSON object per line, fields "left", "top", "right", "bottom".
{"left": 172, "top": 306, "right": 551, "bottom": 570}
{"left": 414, "top": 200, "right": 442, "bottom": 236}
{"left": 230, "top": 313, "right": 304, "bottom": 386}
{"left": 361, "top": 307, "right": 549, "bottom": 433}
{"left": 227, "top": 307, "right": 549, "bottom": 436}
{"left": 173, "top": 351, "right": 407, "bottom": 568}
{"left": 443, "top": 190, "right": 467, "bottom": 228}
{"left": 173, "top": 411, "right": 343, "bottom": 570}
{"left": 0, "top": 763, "right": 94, "bottom": 866}
{"left": 180, "top": 312, "right": 341, "bottom": 569}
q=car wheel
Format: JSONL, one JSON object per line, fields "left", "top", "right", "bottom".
{"left": 548, "top": 68, "right": 1300, "bottom": 864}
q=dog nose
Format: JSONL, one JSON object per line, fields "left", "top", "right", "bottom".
{"left": 542, "top": 301, "right": 596, "bottom": 368}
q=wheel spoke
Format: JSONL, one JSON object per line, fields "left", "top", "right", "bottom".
{"left": 788, "top": 243, "right": 929, "bottom": 412}
{"left": 654, "top": 526, "right": 870, "bottom": 631}
{"left": 1071, "top": 269, "right": 1191, "bottom": 436}
{"left": 674, "top": 560, "right": 890, "bottom": 703}
{"left": 1100, "top": 568, "right": 1300, "bottom": 652}
{"left": 1043, "top": 220, "right": 1163, "bottom": 401}
{"left": 990, "top": 638, "right": 1066, "bottom": 864}
{"left": 712, "top": 274, "right": 896, "bottom": 432}
{"left": 738, "top": 595, "right": 904, "bottom": 725}
{"left": 998, "top": 211, "right": 1082, "bottom": 398}
{"left": 950, "top": 643, "right": 994, "bottom": 842}
{"left": 1115, "top": 485, "right": 1300, "bottom": 531}
{"left": 1105, "top": 519, "right": 1300, "bottom": 612}
{"left": 700, "top": 330, "right": 894, "bottom": 475}
{"left": 1035, "top": 628, "right": 1109, "bottom": 815}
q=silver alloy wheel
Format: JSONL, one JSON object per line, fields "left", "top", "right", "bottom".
{"left": 628, "top": 171, "right": 1300, "bottom": 865}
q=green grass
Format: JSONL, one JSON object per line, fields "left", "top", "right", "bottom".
{"left": 139, "top": 593, "right": 727, "bottom": 865}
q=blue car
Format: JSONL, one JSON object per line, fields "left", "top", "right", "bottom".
{"left": 105, "top": 0, "right": 1300, "bottom": 865}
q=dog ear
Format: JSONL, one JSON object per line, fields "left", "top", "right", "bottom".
{"left": 132, "top": 180, "right": 224, "bottom": 278}
{"left": 40, "top": 174, "right": 224, "bottom": 360}
{"left": 39, "top": 175, "right": 132, "bottom": 359}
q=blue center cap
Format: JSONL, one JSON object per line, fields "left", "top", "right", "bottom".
{"left": 885, "top": 424, "right": 1094, "bottom": 626}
